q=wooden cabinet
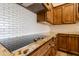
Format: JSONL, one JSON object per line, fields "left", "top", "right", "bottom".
{"left": 76, "top": 3, "right": 79, "bottom": 21}
{"left": 68, "top": 35, "right": 79, "bottom": 54}
{"left": 53, "top": 3, "right": 77, "bottom": 24}
{"left": 37, "top": 3, "right": 77, "bottom": 24}
{"left": 46, "top": 10, "right": 53, "bottom": 23}
{"left": 46, "top": 3, "right": 53, "bottom": 24}
{"left": 37, "top": 11, "right": 45, "bottom": 22}
{"left": 53, "top": 6, "right": 62, "bottom": 24}
{"left": 57, "top": 34, "right": 68, "bottom": 51}
{"left": 62, "top": 4, "right": 76, "bottom": 24}
{"left": 46, "top": 3, "right": 77, "bottom": 25}
{"left": 37, "top": 3, "right": 53, "bottom": 23}
{"left": 57, "top": 33, "right": 79, "bottom": 55}
{"left": 28, "top": 38, "right": 57, "bottom": 56}
{"left": 44, "top": 47, "right": 52, "bottom": 56}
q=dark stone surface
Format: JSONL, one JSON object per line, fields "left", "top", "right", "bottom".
{"left": 0, "top": 34, "right": 45, "bottom": 51}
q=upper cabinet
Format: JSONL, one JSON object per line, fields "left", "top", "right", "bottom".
{"left": 37, "top": 3, "right": 54, "bottom": 23}
{"left": 30, "top": 3, "right": 78, "bottom": 24}
{"left": 36, "top": 3, "right": 49, "bottom": 22}
{"left": 46, "top": 3, "right": 53, "bottom": 24}
{"left": 62, "top": 4, "right": 77, "bottom": 24}
{"left": 46, "top": 9, "right": 53, "bottom": 23}
{"left": 46, "top": 3, "right": 78, "bottom": 25}
{"left": 53, "top": 6, "right": 62, "bottom": 24}
{"left": 77, "top": 3, "right": 79, "bottom": 21}
{"left": 37, "top": 10, "right": 46, "bottom": 22}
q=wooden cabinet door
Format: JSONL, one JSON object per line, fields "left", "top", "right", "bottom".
{"left": 63, "top": 4, "right": 76, "bottom": 24}
{"left": 57, "top": 34, "right": 79, "bottom": 55}
{"left": 44, "top": 47, "right": 51, "bottom": 56}
{"left": 29, "top": 42, "right": 50, "bottom": 56}
{"left": 57, "top": 34, "right": 68, "bottom": 51}
{"left": 46, "top": 10, "right": 53, "bottom": 24}
{"left": 37, "top": 11, "right": 45, "bottom": 22}
{"left": 53, "top": 6, "right": 62, "bottom": 24}
{"left": 29, "top": 40, "right": 52, "bottom": 56}
{"left": 68, "top": 36, "right": 79, "bottom": 54}
{"left": 44, "top": 43, "right": 56, "bottom": 56}
{"left": 29, "top": 39, "right": 56, "bottom": 56}
{"left": 45, "top": 3, "right": 53, "bottom": 24}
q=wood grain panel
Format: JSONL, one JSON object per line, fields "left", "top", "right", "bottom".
{"left": 57, "top": 33, "right": 79, "bottom": 55}
{"left": 29, "top": 39, "right": 57, "bottom": 56}
{"left": 46, "top": 3, "right": 53, "bottom": 24}
{"left": 53, "top": 6, "right": 62, "bottom": 24}
{"left": 37, "top": 11, "right": 45, "bottom": 22}
{"left": 63, "top": 4, "right": 76, "bottom": 24}
{"left": 68, "top": 36, "right": 79, "bottom": 54}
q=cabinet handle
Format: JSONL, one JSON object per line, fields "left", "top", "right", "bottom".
{"left": 14, "top": 51, "right": 21, "bottom": 55}
{"left": 49, "top": 43, "right": 52, "bottom": 46}
{"left": 21, "top": 49, "right": 29, "bottom": 54}
{"left": 49, "top": 43, "right": 51, "bottom": 45}
{"left": 49, "top": 43, "right": 55, "bottom": 47}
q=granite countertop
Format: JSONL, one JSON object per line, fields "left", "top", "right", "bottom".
{"left": 12, "top": 32, "right": 56, "bottom": 56}
{"left": 51, "top": 31, "right": 79, "bottom": 36}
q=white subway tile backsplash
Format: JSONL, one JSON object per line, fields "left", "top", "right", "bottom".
{"left": 0, "top": 3, "right": 50, "bottom": 39}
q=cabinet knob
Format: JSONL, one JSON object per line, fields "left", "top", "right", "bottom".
{"left": 49, "top": 43, "right": 51, "bottom": 45}
{"left": 14, "top": 51, "right": 21, "bottom": 55}
{"left": 21, "top": 49, "right": 29, "bottom": 54}
{"left": 49, "top": 43, "right": 55, "bottom": 47}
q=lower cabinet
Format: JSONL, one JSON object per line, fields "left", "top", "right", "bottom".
{"left": 57, "top": 34, "right": 68, "bottom": 51}
{"left": 57, "top": 33, "right": 79, "bottom": 55}
{"left": 28, "top": 38, "right": 57, "bottom": 56}
{"left": 68, "top": 36, "right": 79, "bottom": 54}
{"left": 44, "top": 47, "right": 52, "bottom": 56}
